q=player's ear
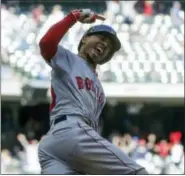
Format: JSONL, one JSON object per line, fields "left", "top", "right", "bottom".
{"left": 81, "top": 36, "right": 89, "bottom": 44}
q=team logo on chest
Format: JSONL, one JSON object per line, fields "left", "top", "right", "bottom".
{"left": 76, "top": 76, "right": 104, "bottom": 104}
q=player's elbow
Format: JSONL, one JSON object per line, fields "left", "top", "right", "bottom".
{"left": 39, "top": 37, "right": 50, "bottom": 56}
{"left": 39, "top": 38, "right": 57, "bottom": 61}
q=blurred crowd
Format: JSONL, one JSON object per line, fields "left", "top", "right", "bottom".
{"left": 1, "top": 134, "right": 41, "bottom": 174}
{"left": 1, "top": 1, "right": 184, "bottom": 174}
{"left": 111, "top": 131, "right": 184, "bottom": 174}
{"left": 1, "top": 103, "right": 184, "bottom": 174}
{"left": 106, "top": 0, "right": 184, "bottom": 26}
{"left": 1, "top": 0, "right": 184, "bottom": 83}
{"left": 1, "top": 131, "right": 184, "bottom": 174}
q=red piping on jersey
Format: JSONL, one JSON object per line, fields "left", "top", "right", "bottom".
{"left": 50, "top": 87, "right": 56, "bottom": 111}
{"left": 39, "top": 12, "right": 77, "bottom": 61}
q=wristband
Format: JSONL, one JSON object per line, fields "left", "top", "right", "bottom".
{"left": 71, "top": 9, "right": 80, "bottom": 21}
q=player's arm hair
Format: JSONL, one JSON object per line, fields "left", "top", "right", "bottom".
{"left": 39, "top": 10, "right": 80, "bottom": 62}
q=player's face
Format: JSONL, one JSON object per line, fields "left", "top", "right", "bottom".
{"left": 83, "top": 34, "right": 113, "bottom": 64}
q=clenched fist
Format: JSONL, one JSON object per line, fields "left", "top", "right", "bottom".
{"left": 71, "top": 9, "right": 105, "bottom": 24}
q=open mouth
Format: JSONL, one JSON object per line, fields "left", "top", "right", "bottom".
{"left": 94, "top": 47, "right": 104, "bottom": 56}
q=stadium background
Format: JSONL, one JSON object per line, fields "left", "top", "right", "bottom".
{"left": 1, "top": 0, "right": 184, "bottom": 174}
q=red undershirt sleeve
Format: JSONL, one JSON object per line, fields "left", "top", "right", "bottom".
{"left": 39, "top": 12, "right": 77, "bottom": 61}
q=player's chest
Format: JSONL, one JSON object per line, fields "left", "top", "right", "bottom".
{"left": 71, "top": 69, "right": 103, "bottom": 94}
{"left": 69, "top": 63, "right": 105, "bottom": 102}
{"left": 69, "top": 60, "right": 101, "bottom": 88}
{"left": 74, "top": 74, "right": 105, "bottom": 105}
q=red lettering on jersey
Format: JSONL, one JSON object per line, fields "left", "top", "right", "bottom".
{"left": 91, "top": 80, "right": 95, "bottom": 92}
{"left": 98, "top": 93, "right": 104, "bottom": 104}
{"left": 85, "top": 77, "right": 91, "bottom": 90}
{"left": 75, "top": 76, "right": 104, "bottom": 104}
{"left": 76, "top": 76, "right": 84, "bottom": 89}
{"left": 50, "top": 86, "right": 56, "bottom": 111}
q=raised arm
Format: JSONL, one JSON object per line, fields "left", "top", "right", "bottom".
{"left": 39, "top": 10, "right": 79, "bottom": 61}
{"left": 17, "top": 134, "right": 29, "bottom": 148}
{"left": 39, "top": 9, "right": 105, "bottom": 62}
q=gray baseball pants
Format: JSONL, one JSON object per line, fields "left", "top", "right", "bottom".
{"left": 38, "top": 115, "right": 148, "bottom": 174}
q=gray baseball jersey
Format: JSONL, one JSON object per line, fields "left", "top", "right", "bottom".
{"left": 49, "top": 45, "right": 105, "bottom": 127}
{"left": 38, "top": 45, "right": 147, "bottom": 175}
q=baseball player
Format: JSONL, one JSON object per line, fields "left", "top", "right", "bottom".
{"left": 38, "top": 9, "right": 148, "bottom": 175}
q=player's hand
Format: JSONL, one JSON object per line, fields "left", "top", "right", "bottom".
{"left": 71, "top": 9, "right": 105, "bottom": 23}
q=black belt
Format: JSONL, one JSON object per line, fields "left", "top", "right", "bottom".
{"left": 53, "top": 115, "right": 96, "bottom": 130}
{"left": 54, "top": 115, "right": 67, "bottom": 125}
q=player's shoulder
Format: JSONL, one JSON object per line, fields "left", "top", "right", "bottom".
{"left": 57, "top": 45, "right": 79, "bottom": 59}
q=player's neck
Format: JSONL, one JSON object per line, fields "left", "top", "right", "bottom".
{"left": 87, "top": 60, "right": 97, "bottom": 71}
{"left": 78, "top": 53, "right": 97, "bottom": 71}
